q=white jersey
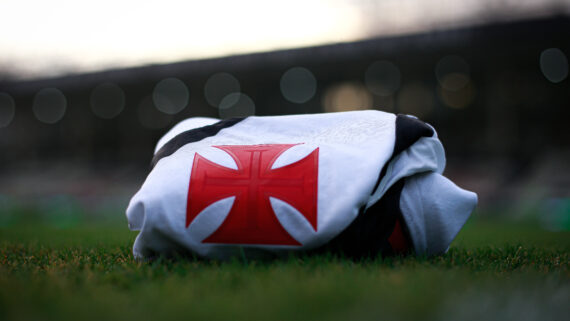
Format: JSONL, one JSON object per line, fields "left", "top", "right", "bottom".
{"left": 126, "top": 110, "right": 477, "bottom": 260}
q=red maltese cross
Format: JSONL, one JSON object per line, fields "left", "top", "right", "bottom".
{"left": 186, "top": 144, "right": 319, "bottom": 246}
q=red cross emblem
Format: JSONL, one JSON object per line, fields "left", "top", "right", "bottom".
{"left": 186, "top": 144, "right": 319, "bottom": 246}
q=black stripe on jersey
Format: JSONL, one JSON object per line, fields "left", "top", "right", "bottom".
{"left": 312, "top": 179, "right": 408, "bottom": 259}
{"left": 151, "top": 117, "right": 245, "bottom": 169}
{"left": 370, "top": 114, "right": 434, "bottom": 194}
{"left": 393, "top": 114, "right": 434, "bottom": 156}
{"left": 315, "top": 115, "right": 433, "bottom": 259}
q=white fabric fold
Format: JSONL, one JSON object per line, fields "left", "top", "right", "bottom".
{"left": 400, "top": 172, "right": 478, "bottom": 256}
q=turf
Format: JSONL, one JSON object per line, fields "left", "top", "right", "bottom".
{"left": 0, "top": 216, "right": 568, "bottom": 321}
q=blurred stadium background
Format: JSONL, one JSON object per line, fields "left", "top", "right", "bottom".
{"left": 0, "top": 0, "right": 568, "bottom": 229}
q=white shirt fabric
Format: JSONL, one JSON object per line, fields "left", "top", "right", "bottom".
{"left": 126, "top": 110, "right": 477, "bottom": 259}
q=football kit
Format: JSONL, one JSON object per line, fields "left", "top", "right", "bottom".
{"left": 126, "top": 110, "right": 477, "bottom": 260}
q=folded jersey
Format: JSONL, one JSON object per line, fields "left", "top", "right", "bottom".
{"left": 126, "top": 110, "right": 477, "bottom": 260}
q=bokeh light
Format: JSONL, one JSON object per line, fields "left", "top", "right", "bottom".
{"left": 137, "top": 96, "right": 172, "bottom": 129}
{"left": 438, "top": 82, "right": 476, "bottom": 109}
{"left": 33, "top": 88, "right": 67, "bottom": 124}
{"left": 364, "top": 60, "right": 401, "bottom": 96}
{"left": 435, "top": 55, "right": 470, "bottom": 91}
{"left": 397, "top": 82, "right": 434, "bottom": 118}
{"left": 540, "top": 48, "right": 568, "bottom": 83}
{"left": 322, "top": 82, "right": 372, "bottom": 113}
{"left": 0, "top": 93, "right": 16, "bottom": 128}
{"left": 90, "top": 83, "right": 125, "bottom": 119}
{"left": 204, "top": 73, "right": 240, "bottom": 108}
{"left": 152, "top": 78, "right": 189, "bottom": 115}
{"left": 435, "top": 55, "right": 474, "bottom": 108}
{"left": 218, "top": 93, "right": 255, "bottom": 119}
{"left": 280, "top": 67, "right": 317, "bottom": 104}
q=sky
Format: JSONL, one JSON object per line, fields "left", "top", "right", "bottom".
{"left": 0, "top": 0, "right": 567, "bottom": 79}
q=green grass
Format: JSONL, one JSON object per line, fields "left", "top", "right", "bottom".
{"left": 0, "top": 215, "right": 568, "bottom": 321}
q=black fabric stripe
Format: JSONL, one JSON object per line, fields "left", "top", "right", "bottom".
{"left": 314, "top": 115, "right": 433, "bottom": 258}
{"left": 393, "top": 114, "right": 434, "bottom": 156}
{"left": 312, "top": 179, "right": 408, "bottom": 259}
{"left": 370, "top": 114, "right": 434, "bottom": 194}
{"left": 151, "top": 117, "right": 245, "bottom": 169}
